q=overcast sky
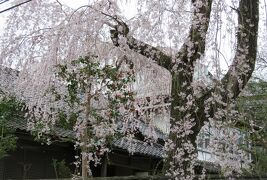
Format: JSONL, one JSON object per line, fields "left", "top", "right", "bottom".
{"left": 60, "top": 0, "right": 137, "bottom": 18}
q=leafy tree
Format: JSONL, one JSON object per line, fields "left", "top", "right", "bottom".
{"left": 237, "top": 79, "right": 267, "bottom": 176}
{"left": 0, "top": 96, "right": 23, "bottom": 159}
{"left": 0, "top": 0, "right": 264, "bottom": 179}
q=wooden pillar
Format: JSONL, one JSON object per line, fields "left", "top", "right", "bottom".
{"left": 101, "top": 154, "right": 107, "bottom": 177}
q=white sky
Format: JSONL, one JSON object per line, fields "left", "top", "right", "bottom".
{"left": 60, "top": 0, "right": 137, "bottom": 19}
{"left": 60, "top": 0, "right": 88, "bottom": 9}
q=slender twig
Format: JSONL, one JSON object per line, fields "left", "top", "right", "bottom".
{"left": 0, "top": 0, "right": 9, "bottom": 5}
{"left": 0, "top": 0, "right": 32, "bottom": 14}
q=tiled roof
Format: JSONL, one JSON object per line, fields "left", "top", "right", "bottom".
{"left": 6, "top": 118, "right": 27, "bottom": 131}
{"left": 5, "top": 118, "right": 75, "bottom": 138}
{"left": 113, "top": 138, "right": 164, "bottom": 158}
{"left": 6, "top": 118, "right": 164, "bottom": 157}
{"left": 6, "top": 117, "right": 218, "bottom": 171}
{"left": 113, "top": 138, "right": 218, "bottom": 172}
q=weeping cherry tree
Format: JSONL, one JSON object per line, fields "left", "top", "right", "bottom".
{"left": 0, "top": 0, "right": 264, "bottom": 179}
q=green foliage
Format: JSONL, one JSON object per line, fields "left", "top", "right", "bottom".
{"left": 52, "top": 55, "right": 135, "bottom": 143}
{"left": 0, "top": 96, "right": 24, "bottom": 121}
{"left": 237, "top": 79, "right": 267, "bottom": 175}
{"left": 0, "top": 134, "right": 17, "bottom": 159}
{"left": 57, "top": 111, "right": 77, "bottom": 130}
{"left": 252, "top": 148, "right": 267, "bottom": 176}
{"left": 50, "top": 55, "right": 135, "bottom": 176}
{"left": 0, "top": 96, "right": 24, "bottom": 159}
{"left": 55, "top": 55, "right": 134, "bottom": 106}
{"left": 52, "top": 159, "right": 72, "bottom": 178}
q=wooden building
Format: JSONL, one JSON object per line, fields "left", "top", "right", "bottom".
{"left": 0, "top": 116, "right": 219, "bottom": 179}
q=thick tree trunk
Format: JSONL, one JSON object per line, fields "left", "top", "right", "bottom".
{"left": 163, "top": 72, "right": 204, "bottom": 178}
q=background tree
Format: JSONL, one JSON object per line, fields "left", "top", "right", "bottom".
{"left": 0, "top": 0, "right": 264, "bottom": 179}
{"left": 237, "top": 79, "right": 267, "bottom": 176}
{"left": 0, "top": 95, "right": 23, "bottom": 159}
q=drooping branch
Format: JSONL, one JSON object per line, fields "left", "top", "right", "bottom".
{"left": 220, "top": 0, "right": 259, "bottom": 101}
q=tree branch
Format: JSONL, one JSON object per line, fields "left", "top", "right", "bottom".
{"left": 109, "top": 1, "right": 213, "bottom": 72}
{"left": 175, "top": 0, "right": 213, "bottom": 75}
{"left": 109, "top": 19, "right": 173, "bottom": 70}
{"left": 221, "top": 0, "right": 259, "bottom": 100}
